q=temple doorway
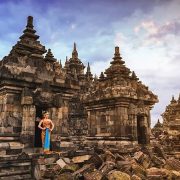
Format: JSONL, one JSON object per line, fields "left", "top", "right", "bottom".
{"left": 137, "top": 115, "right": 147, "bottom": 144}
{"left": 34, "top": 106, "right": 47, "bottom": 147}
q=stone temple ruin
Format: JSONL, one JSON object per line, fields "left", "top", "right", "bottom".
{"left": 2, "top": 16, "right": 179, "bottom": 180}
{"left": 0, "top": 16, "right": 158, "bottom": 151}
{"left": 152, "top": 95, "right": 180, "bottom": 155}
{"left": 162, "top": 95, "right": 180, "bottom": 135}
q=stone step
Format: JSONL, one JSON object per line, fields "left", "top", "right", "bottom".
{"left": 0, "top": 141, "right": 24, "bottom": 155}
{"left": 0, "top": 136, "right": 20, "bottom": 142}
{"left": 0, "top": 161, "right": 31, "bottom": 169}
{"left": 0, "top": 170, "right": 31, "bottom": 177}
{"left": 0, "top": 173, "right": 33, "bottom": 180}
{"left": 0, "top": 153, "right": 33, "bottom": 179}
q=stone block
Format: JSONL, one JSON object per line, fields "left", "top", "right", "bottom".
{"left": 0, "top": 150, "right": 6, "bottom": 156}
{"left": 9, "top": 142, "right": 24, "bottom": 149}
{"left": 107, "top": 170, "right": 131, "bottom": 180}
{"left": 63, "top": 157, "right": 71, "bottom": 164}
{"left": 72, "top": 155, "right": 91, "bottom": 164}
{"left": 44, "top": 157, "right": 57, "bottom": 164}
{"left": 0, "top": 142, "right": 10, "bottom": 150}
{"left": 56, "top": 158, "right": 67, "bottom": 168}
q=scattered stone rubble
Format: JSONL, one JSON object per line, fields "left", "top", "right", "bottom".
{"left": 33, "top": 144, "right": 180, "bottom": 180}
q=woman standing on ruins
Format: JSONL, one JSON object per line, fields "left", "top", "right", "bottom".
{"left": 38, "top": 111, "right": 54, "bottom": 153}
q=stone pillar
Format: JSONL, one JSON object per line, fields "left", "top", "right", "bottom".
{"left": 20, "top": 96, "right": 35, "bottom": 147}
{"left": 61, "top": 101, "right": 69, "bottom": 135}
{"left": 144, "top": 115, "right": 150, "bottom": 144}
{"left": 96, "top": 111, "right": 101, "bottom": 135}
{"left": 115, "top": 106, "right": 129, "bottom": 137}
{"left": 88, "top": 110, "right": 96, "bottom": 136}
{"left": 133, "top": 115, "right": 138, "bottom": 140}
{"left": 0, "top": 94, "right": 8, "bottom": 134}
{"left": 128, "top": 103, "right": 137, "bottom": 141}
{"left": 128, "top": 114, "right": 136, "bottom": 140}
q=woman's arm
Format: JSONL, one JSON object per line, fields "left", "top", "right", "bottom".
{"left": 38, "top": 120, "right": 45, "bottom": 130}
{"left": 50, "top": 120, "right": 55, "bottom": 131}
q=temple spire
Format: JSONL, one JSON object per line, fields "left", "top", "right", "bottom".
{"left": 87, "top": 62, "right": 90, "bottom": 72}
{"left": 45, "top": 49, "right": 56, "bottom": 62}
{"left": 11, "top": 16, "right": 46, "bottom": 57}
{"left": 104, "top": 46, "right": 130, "bottom": 78}
{"left": 132, "top": 71, "right": 139, "bottom": 80}
{"left": 59, "top": 59, "right": 62, "bottom": 66}
{"left": 111, "top": 46, "right": 124, "bottom": 64}
{"left": 26, "top": 16, "right": 34, "bottom": 29}
{"left": 114, "top": 46, "right": 120, "bottom": 58}
{"left": 99, "top": 72, "right": 105, "bottom": 80}
{"left": 74, "top": 42, "right": 77, "bottom": 51}
{"left": 171, "top": 95, "right": 176, "bottom": 103}
{"left": 20, "top": 15, "right": 38, "bottom": 40}
{"left": 72, "top": 42, "right": 78, "bottom": 59}
{"left": 86, "top": 62, "right": 93, "bottom": 81}
{"left": 46, "top": 49, "right": 54, "bottom": 58}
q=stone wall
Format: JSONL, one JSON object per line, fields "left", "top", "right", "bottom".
{"left": 0, "top": 93, "right": 22, "bottom": 135}
{"left": 87, "top": 105, "right": 133, "bottom": 139}
{"left": 20, "top": 104, "right": 36, "bottom": 146}
{"left": 86, "top": 102, "right": 151, "bottom": 144}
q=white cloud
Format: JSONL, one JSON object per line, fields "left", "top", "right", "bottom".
{"left": 135, "top": 21, "right": 158, "bottom": 34}
{"left": 112, "top": 0, "right": 180, "bottom": 127}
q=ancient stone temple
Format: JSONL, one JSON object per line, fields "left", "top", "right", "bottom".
{"left": 0, "top": 16, "right": 92, "bottom": 151}
{"left": 83, "top": 47, "right": 158, "bottom": 145}
{"left": 0, "top": 16, "right": 158, "bottom": 156}
{"left": 151, "top": 119, "right": 163, "bottom": 137}
{"left": 162, "top": 95, "right": 180, "bottom": 134}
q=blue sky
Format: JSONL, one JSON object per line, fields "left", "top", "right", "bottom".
{"left": 0, "top": 0, "right": 180, "bottom": 126}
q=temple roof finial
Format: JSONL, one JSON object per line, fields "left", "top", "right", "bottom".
{"left": 87, "top": 62, "right": 90, "bottom": 72}
{"left": 86, "top": 62, "right": 93, "bottom": 81}
{"left": 132, "top": 71, "right": 139, "bottom": 80}
{"left": 72, "top": 42, "right": 78, "bottom": 59}
{"left": 27, "top": 16, "right": 34, "bottom": 29}
{"left": 114, "top": 46, "right": 120, "bottom": 57}
{"left": 45, "top": 49, "right": 56, "bottom": 62}
{"left": 46, "top": 49, "right": 54, "bottom": 58}
{"left": 99, "top": 72, "right": 105, "bottom": 80}
{"left": 74, "top": 42, "right": 77, "bottom": 51}
{"left": 171, "top": 95, "right": 176, "bottom": 103}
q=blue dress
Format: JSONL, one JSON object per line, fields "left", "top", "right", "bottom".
{"left": 44, "top": 128, "right": 50, "bottom": 151}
